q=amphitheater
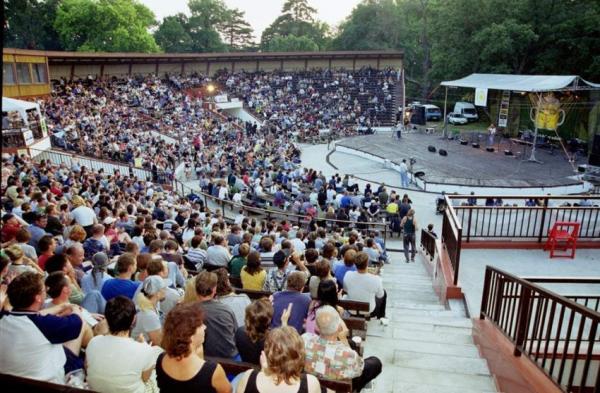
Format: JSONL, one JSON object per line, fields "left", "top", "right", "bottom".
{"left": 2, "top": 48, "right": 600, "bottom": 393}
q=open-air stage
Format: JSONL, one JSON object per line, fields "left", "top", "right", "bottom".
{"left": 334, "top": 133, "right": 590, "bottom": 194}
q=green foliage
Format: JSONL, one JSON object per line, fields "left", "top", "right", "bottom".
{"left": 220, "top": 8, "right": 255, "bottom": 51}
{"left": 265, "top": 35, "right": 319, "bottom": 52}
{"left": 261, "top": 0, "right": 330, "bottom": 51}
{"left": 3, "top": 0, "right": 63, "bottom": 50}
{"left": 54, "top": 0, "right": 159, "bottom": 52}
{"left": 187, "top": 0, "right": 227, "bottom": 52}
{"left": 154, "top": 15, "right": 194, "bottom": 53}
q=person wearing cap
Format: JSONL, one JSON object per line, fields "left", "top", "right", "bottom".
{"left": 132, "top": 275, "right": 167, "bottom": 346}
{"left": 27, "top": 211, "right": 50, "bottom": 253}
{"left": 262, "top": 246, "right": 308, "bottom": 293}
{"left": 81, "top": 252, "right": 112, "bottom": 295}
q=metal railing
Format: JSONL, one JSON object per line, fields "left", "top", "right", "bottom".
{"left": 449, "top": 195, "right": 600, "bottom": 242}
{"left": 480, "top": 266, "right": 600, "bottom": 392}
{"left": 420, "top": 229, "right": 436, "bottom": 261}
{"left": 172, "top": 178, "right": 390, "bottom": 246}
{"left": 441, "top": 199, "right": 462, "bottom": 285}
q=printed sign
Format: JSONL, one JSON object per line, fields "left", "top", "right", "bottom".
{"left": 23, "top": 130, "right": 34, "bottom": 146}
{"left": 475, "top": 88, "right": 488, "bottom": 106}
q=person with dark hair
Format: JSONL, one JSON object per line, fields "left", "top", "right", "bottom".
{"left": 195, "top": 271, "right": 239, "bottom": 359}
{"left": 45, "top": 254, "right": 85, "bottom": 305}
{"left": 228, "top": 243, "right": 250, "bottom": 279}
{"left": 344, "top": 252, "right": 387, "bottom": 323}
{"left": 236, "top": 326, "right": 322, "bottom": 393}
{"left": 86, "top": 296, "right": 163, "bottom": 393}
{"left": 156, "top": 302, "right": 231, "bottom": 393}
{"left": 37, "top": 235, "right": 56, "bottom": 271}
{"left": 0, "top": 272, "right": 91, "bottom": 383}
{"left": 271, "top": 271, "right": 311, "bottom": 333}
{"left": 101, "top": 253, "right": 140, "bottom": 301}
{"left": 333, "top": 248, "right": 357, "bottom": 288}
{"left": 308, "top": 259, "right": 333, "bottom": 299}
{"left": 305, "top": 279, "right": 346, "bottom": 334}
{"left": 240, "top": 251, "right": 266, "bottom": 290}
{"left": 214, "top": 268, "right": 250, "bottom": 328}
{"left": 235, "top": 299, "right": 274, "bottom": 365}
{"left": 27, "top": 211, "right": 50, "bottom": 252}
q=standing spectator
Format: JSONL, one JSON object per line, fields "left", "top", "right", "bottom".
{"left": 156, "top": 302, "right": 231, "bottom": 393}
{"left": 399, "top": 159, "right": 410, "bottom": 188}
{"left": 401, "top": 209, "right": 417, "bottom": 263}
{"left": 86, "top": 296, "right": 163, "bottom": 393}
{"left": 271, "top": 271, "right": 311, "bottom": 333}
{"left": 194, "top": 271, "right": 239, "bottom": 359}
{"left": 235, "top": 299, "right": 273, "bottom": 365}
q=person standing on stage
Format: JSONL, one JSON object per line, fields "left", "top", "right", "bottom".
{"left": 487, "top": 123, "right": 497, "bottom": 147}
{"left": 399, "top": 159, "right": 409, "bottom": 188}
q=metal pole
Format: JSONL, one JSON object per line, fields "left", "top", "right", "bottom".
{"left": 527, "top": 92, "right": 543, "bottom": 164}
{"left": 442, "top": 86, "right": 448, "bottom": 138}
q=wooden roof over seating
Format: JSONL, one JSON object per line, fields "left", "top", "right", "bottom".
{"left": 4, "top": 48, "right": 403, "bottom": 65}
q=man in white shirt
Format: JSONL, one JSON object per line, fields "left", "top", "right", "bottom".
{"left": 399, "top": 159, "right": 409, "bottom": 188}
{"left": 205, "top": 234, "right": 231, "bottom": 269}
{"left": 343, "top": 252, "right": 387, "bottom": 323}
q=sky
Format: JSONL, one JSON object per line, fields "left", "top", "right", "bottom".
{"left": 139, "top": 0, "right": 362, "bottom": 40}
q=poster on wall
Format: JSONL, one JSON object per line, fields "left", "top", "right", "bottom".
{"left": 40, "top": 118, "right": 48, "bottom": 137}
{"left": 214, "top": 94, "right": 228, "bottom": 103}
{"left": 23, "top": 130, "right": 34, "bottom": 146}
{"left": 475, "top": 88, "right": 488, "bottom": 106}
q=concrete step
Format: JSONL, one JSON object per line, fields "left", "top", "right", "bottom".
{"left": 388, "top": 291, "right": 440, "bottom": 302}
{"left": 391, "top": 322, "right": 473, "bottom": 336}
{"left": 391, "top": 314, "right": 474, "bottom": 328}
{"left": 393, "top": 350, "right": 491, "bottom": 375}
{"left": 389, "top": 308, "right": 465, "bottom": 318}
{"left": 391, "top": 339, "right": 481, "bottom": 358}
{"left": 393, "top": 380, "right": 497, "bottom": 393}
{"left": 392, "top": 327, "right": 474, "bottom": 344}
{"left": 389, "top": 367, "right": 497, "bottom": 392}
{"left": 388, "top": 302, "right": 447, "bottom": 311}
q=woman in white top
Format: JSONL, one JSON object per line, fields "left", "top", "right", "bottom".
{"left": 69, "top": 196, "right": 97, "bottom": 233}
{"left": 214, "top": 268, "right": 251, "bottom": 327}
{"left": 86, "top": 296, "right": 163, "bottom": 393}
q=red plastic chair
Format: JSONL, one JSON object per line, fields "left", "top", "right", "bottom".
{"left": 544, "top": 222, "right": 580, "bottom": 259}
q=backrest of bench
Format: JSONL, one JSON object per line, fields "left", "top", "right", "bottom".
{"left": 0, "top": 373, "right": 95, "bottom": 393}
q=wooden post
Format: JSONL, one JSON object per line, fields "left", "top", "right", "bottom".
{"left": 513, "top": 285, "right": 532, "bottom": 357}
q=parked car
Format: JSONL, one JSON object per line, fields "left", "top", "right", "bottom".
{"left": 453, "top": 102, "right": 479, "bottom": 122}
{"left": 423, "top": 104, "right": 442, "bottom": 121}
{"left": 447, "top": 112, "right": 468, "bottom": 125}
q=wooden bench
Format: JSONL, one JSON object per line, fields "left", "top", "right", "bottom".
{"left": 206, "top": 357, "right": 353, "bottom": 393}
{"left": 338, "top": 299, "right": 371, "bottom": 320}
{"left": 0, "top": 373, "right": 94, "bottom": 392}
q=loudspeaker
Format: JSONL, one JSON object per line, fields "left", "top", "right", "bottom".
{"left": 460, "top": 139, "right": 468, "bottom": 145}
{"left": 486, "top": 147, "right": 495, "bottom": 152}
{"left": 439, "top": 149, "right": 447, "bottom": 156}
{"left": 472, "top": 143, "right": 480, "bottom": 148}
{"left": 590, "top": 154, "right": 600, "bottom": 166}
{"left": 578, "top": 165, "right": 587, "bottom": 173}
{"left": 428, "top": 145, "right": 436, "bottom": 153}
{"left": 592, "top": 134, "right": 600, "bottom": 155}
{"left": 504, "top": 150, "right": 513, "bottom": 156}
{"left": 410, "top": 106, "right": 426, "bottom": 126}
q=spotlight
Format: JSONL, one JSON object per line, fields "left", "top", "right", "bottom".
{"left": 206, "top": 84, "right": 215, "bottom": 93}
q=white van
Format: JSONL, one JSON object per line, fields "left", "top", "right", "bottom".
{"left": 453, "top": 102, "right": 479, "bottom": 122}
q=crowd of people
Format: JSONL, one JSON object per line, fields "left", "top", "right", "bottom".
{"left": 0, "top": 140, "right": 407, "bottom": 390}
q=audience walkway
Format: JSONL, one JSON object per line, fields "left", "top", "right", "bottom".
{"left": 362, "top": 252, "right": 497, "bottom": 393}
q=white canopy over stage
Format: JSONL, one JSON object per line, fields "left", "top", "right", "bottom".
{"left": 441, "top": 73, "right": 600, "bottom": 92}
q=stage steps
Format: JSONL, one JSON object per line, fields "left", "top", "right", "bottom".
{"left": 362, "top": 255, "right": 497, "bottom": 393}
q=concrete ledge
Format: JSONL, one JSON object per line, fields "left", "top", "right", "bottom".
{"left": 420, "top": 240, "right": 464, "bottom": 304}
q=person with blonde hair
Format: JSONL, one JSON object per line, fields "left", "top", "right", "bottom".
{"left": 132, "top": 276, "right": 167, "bottom": 346}
{"left": 69, "top": 195, "right": 97, "bottom": 237}
{"left": 235, "top": 326, "right": 322, "bottom": 393}
{"left": 4, "top": 244, "right": 43, "bottom": 276}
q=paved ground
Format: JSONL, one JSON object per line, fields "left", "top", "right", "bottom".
{"left": 336, "top": 133, "right": 582, "bottom": 187}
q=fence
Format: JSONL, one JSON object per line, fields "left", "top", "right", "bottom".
{"left": 480, "top": 266, "right": 600, "bottom": 392}
{"left": 441, "top": 200, "right": 462, "bottom": 285}
{"left": 449, "top": 195, "right": 600, "bottom": 242}
{"left": 420, "top": 229, "right": 437, "bottom": 261}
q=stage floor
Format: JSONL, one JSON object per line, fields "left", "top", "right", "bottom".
{"left": 336, "top": 133, "right": 583, "bottom": 188}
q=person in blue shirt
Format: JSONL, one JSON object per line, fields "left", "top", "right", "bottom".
{"left": 271, "top": 271, "right": 311, "bottom": 334}
{"left": 27, "top": 212, "right": 51, "bottom": 253}
{"left": 340, "top": 191, "right": 352, "bottom": 209}
{"left": 101, "top": 253, "right": 140, "bottom": 301}
{"left": 333, "top": 248, "right": 357, "bottom": 288}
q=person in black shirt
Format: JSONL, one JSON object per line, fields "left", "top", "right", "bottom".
{"left": 235, "top": 298, "right": 273, "bottom": 365}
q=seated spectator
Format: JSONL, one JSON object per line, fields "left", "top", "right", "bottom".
{"left": 344, "top": 252, "right": 387, "bottom": 322}
{"left": 15, "top": 228, "right": 37, "bottom": 261}
{"left": 308, "top": 259, "right": 333, "bottom": 299}
{"left": 27, "top": 211, "right": 50, "bottom": 252}
{"left": 186, "top": 235, "right": 208, "bottom": 270}
{"left": 235, "top": 298, "right": 273, "bottom": 365}
{"left": 271, "top": 271, "right": 311, "bottom": 333}
{"left": 144, "top": 259, "right": 181, "bottom": 316}
{"left": 364, "top": 238, "right": 382, "bottom": 265}
{"left": 83, "top": 224, "right": 107, "bottom": 260}
{"left": 4, "top": 244, "right": 43, "bottom": 276}
{"left": 62, "top": 225, "right": 87, "bottom": 251}
{"left": 214, "top": 268, "right": 250, "bottom": 328}
{"left": 263, "top": 249, "right": 295, "bottom": 292}
{"left": 86, "top": 296, "right": 163, "bottom": 393}
{"left": 0, "top": 272, "right": 91, "bottom": 383}
{"left": 1, "top": 213, "right": 21, "bottom": 244}
{"left": 302, "top": 305, "right": 382, "bottom": 391}
{"left": 305, "top": 279, "right": 346, "bottom": 335}
{"left": 132, "top": 275, "right": 167, "bottom": 346}
{"left": 37, "top": 235, "right": 56, "bottom": 271}
{"left": 205, "top": 234, "right": 231, "bottom": 270}
{"left": 81, "top": 252, "right": 111, "bottom": 294}
{"left": 236, "top": 326, "right": 321, "bottom": 393}
{"left": 157, "top": 302, "right": 231, "bottom": 393}
{"left": 194, "top": 271, "right": 239, "bottom": 359}
{"left": 45, "top": 254, "right": 84, "bottom": 305}
{"left": 69, "top": 195, "right": 97, "bottom": 236}
{"left": 65, "top": 244, "right": 87, "bottom": 284}
{"left": 101, "top": 253, "right": 140, "bottom": 301}
{"left": 160, "top": 239, "right": 184, "bottom": 266}
{"left": 241, "top": 251, "right": 266, "bottom": 290}
{"left": 334, "top": 248, "right": 357, "bottom": 288}
{"left": 229, "top": 242, "right": 249, "bottom": 278}
{"left": 427, "top": 223, "right": 438, "bottom": 239}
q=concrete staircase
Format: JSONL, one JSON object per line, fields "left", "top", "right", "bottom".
{"left": 362, "top": 254, "right": 498, "bottom": 393}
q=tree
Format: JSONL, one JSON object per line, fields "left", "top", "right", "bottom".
{"left": 4, "top": 0, "right": 63, "bottom": 50}
{"left": 187, "top": 0, "right": 228, "bottom": 52}
{"left": 261, "top": 0, "right": 329, "bottom": 51}
{"left": 265, "top": 35, "right": 319, "bottom": 52}
{"left": 54, "top": 0, "right": 159, "bottom": 52}
{"left": 155, "top": 15, "right": 194, "bottom": 53}
{"left": 220, "top": 8, "right": 255, "bottom": 51}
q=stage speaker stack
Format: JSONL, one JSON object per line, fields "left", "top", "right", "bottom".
{"left": 504, "top": 150, "right": 513, "bottom": 156}
{"left": 472, "top": 143, "right": 480, "bottom": 148}
{"left": 410, "top": 106, "right": 426, "bottom": 126}
{"left": 589, "top": 134, "right": 600, "bottom": 166}
{"left": 460, "top": 139, "right": 468, "bottom": 145}
{"left": 486, "top": 147, "right": 495, "bottom": 152}
{"left": 428, "top": 145, "right": 436, "bottom": 153}
{"left": 439, "top": 149, "right": 447, "bottom": 156}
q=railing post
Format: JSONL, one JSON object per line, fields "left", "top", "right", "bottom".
{"left": 466, "top": 208, "right": 473, "bottom": 243}
{"left": 513, "top": 286, "right": 532, "bottom": 357}
{"left": 480, "top": 267, "right": 492, "bottom": 319}
{"left": 454, "top": 226, "right": 462, "bottom": 286}
{"left": 492, "top": 277, "right": 505, "bottom": 323}
{"left": 537, "top": 197, "right": 549, "bottom": 243}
